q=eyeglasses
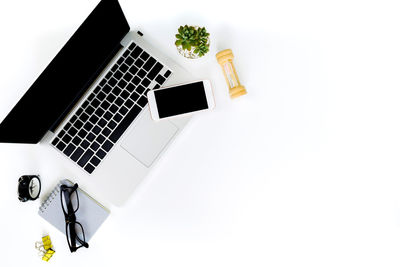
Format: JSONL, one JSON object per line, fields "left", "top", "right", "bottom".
{"left": 60, "top": 183, "right": 89, "bottom": 252}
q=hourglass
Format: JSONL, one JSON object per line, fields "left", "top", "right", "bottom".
{"left": 216, "top": 49, "right": 247, "bottom": 99}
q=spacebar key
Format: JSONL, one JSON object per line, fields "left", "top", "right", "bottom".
{"left": 109, "top": 105, "right": 142, "bottom": 143}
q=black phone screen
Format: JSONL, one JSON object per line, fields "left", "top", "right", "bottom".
{"left": 154, "top": 81, "right": 209, "bottom": 118}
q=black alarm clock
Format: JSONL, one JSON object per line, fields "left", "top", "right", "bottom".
{"left": 18, "top": 175, "right": 41, "bottom": 202}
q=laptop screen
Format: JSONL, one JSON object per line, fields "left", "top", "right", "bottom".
{"left": 0, "top": 0, "right": 130, "bottom": 143}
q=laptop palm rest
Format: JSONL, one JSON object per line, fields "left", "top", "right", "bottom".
{"left": 120, "top": 108, "right": 178, "bottom": 167}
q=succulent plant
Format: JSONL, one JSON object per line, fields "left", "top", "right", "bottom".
{"left": 175, "top": 25, "right": 210, "bottom": 57}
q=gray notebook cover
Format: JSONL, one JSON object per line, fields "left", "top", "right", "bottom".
{"left": 38, "top": 179, "right": 110, "bottom": 241}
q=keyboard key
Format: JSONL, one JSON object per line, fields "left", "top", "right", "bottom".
{"left": 102, "top": 140, "right": 114, "bottom": 152}
{"left": 72, "top": 136, "right": 82, "bottom": 146}
{"left": 109, "top": 105, "right": 141, "bottom": 143}
{"left": 102, "top": 127, "right": 112, "bottom": 137}
{"left": 84, "top": 164, "right": 95, "bottom": 174}
{"left": 112, "top": 87, "right": 122, "bottom": 96}
{"left": 83, "top": 122, "right": 94, "bottom": 131}
{"left": 87, "top": 133, "right": 96, "bottom": 142}
{"left": 91, "top": 98, "right": 100, "bottom": 108}
{"left": 97, "top": 91, "right": 106, "bottom": 101}
{"left": 109, "top": 104, "right": 119, "bottom": 113}
{"left": 123, "top": 72, "right": 133, "bottom": 82}
{"left": 107, "top": 120, "right": 117, "bottom": 129}
{"left": 74, "top": 120, "right": 84, "bottom": 129}
{"left": 90, "top": 141, "right": 101, "bottom": 151}
{"left": 117, "top": 57, "right": 124, "bottom": 65}
{"left": 128, "top": 42, "right": 136, "bottom": 50}
{"left": 125, "top": 99, "right": 134, "bottom": 108}
{"left": 94, "top": 85, "right": 102, "bottom": 94}
{"left": 143, "top": 57, "right": 156, "bottom": 71}
{"left": 80, "top": 113, "right": 89, "bottom": 122}
{"left": 95, "top": 107, "right": 105, "bottom": 117}
{"left": 105, "top": 72, "right": 112, "bottom": 79}
{"left": 120, "top": 63, "right": 129, "bottom": 73}
{"left": 76, "top": 108, "right": 84, "bottom": 116}
{"left": 59, "top": 130, "right": 66, "bottom": 138}
{"left": 96, "top": 149, "right": 107, "bottom": 159}
{"left": 119, "top": 106, "right": 129, "bottom": 115}
{"left": 101, "top": 101, "right": 111, "bottom": 110}
{"left": 131, "top": 46, "right": 143, "bottom": 58}
{"left": 141, "top": 78, "right": 151, "bottom": 87}
{"left": 154, "top": 84, "right": 161, "bottom": 89}
{"left": 125, "top": 56, "right": 134, "bottom": 66}
{"left": 155, "top": 74, "right": 166, "bottom": 85}
{"left": 130, "top": 92, "right": 140, "bottom": 102}
{"left": 52, "top": 137, "right": 60, "bottom": 146}
{"left": 104, "top": 111, "right": 113, "bottom": 120}
{"left": 96, "top": 134, "right": 106, "bottom": 144}
{"left": 82, "top": 100, "right": 89, "bottom": 109}
{"left": 77, "top": 129, "right": 88, "bottom": 139}
{"left": 132, "top": 76, "right": 141, "bottom": 85}
{"left": 70, "top": 115, "right": 78, "bottom": 124}
{"left": 90, "top": 156, "right": 101, "bottom": 167}
{"left": 147, "top": 63, "right": 163, "bottom": 80}
{"left": 136, "top": 85, "right": 146, "bottom": 95}
{"left": 86, "top": 105, "right": 95, "bottom": 115}
{"left": 137, "top": 96, "right": 148, "bottom": 107}
{"left": 88, "top": 94, "right": 95, "bottom": 102}
{"left": 126, "top": 84, "right": 135, "bottom": 93}
{"left": 123, "top": 49, "right": 130, "bottom": 58}
{"left": 89, "top": 114, "right": 99, "bottom": 125}
{"left": 120, "top": 90, "right": 129, "bottom": 99}
{"left": 71, "top": 147, "right": 84, "bottom": 162}
{"left": 98, "top": 118, "right": 107, "bottom": 128}
{"left": 115, "top": 97, "right": 124, "bottom": 106}
{"left": 164, "top": 70, "right": 172, "bottom": 78}
{"left": 103, "top": 84, "right": 112, "bottom": 94}
{"left": 113, "top": 113, "right": 123, "bottom": 123}
{"left": 134, "top": 58, "right": 144, "bottom": 68}
{"left": 77, "top": 150, "right": 94, "bottom": 167}
{"left": 68, "top": 127, "right": 78, "bottom": 137}
{"left": 140, "top": 51, "right": 150, "bottom": 61}
{"left": 62, "top": 134, "right": 72, "bottom": 144}
{"left": 92, "top": 125, "right": 101, "bottom": 135}
{"left": 56, "top": 142, "right": 66, "bottom": 151}
{"left": 117, "top": 79, "right": 127, "bottom": 89}
{"left": 137, "top": 69, "right": 146, "bottom": 78}
{"left": 64, "top": 144, "right": 76, "bottom": 156}
{"left": 111, "top": 64, "right": 118, "bottom": 72}
{"left": 106, "top": 94, "right": 116, "bottom": 103}
{"left": 99, "top": 79, "right": 107, "bottom": 87}
{"left": 114, "top": 70, "right": 123, "bottom": 80}
{"left": 81, "top": 140, "right": 90, "bottom": 149}
{"left": 128, "top": 65, "right": 139, "bottom": 75}
{"left": 109, "top": 77, "right": 118, "bottom": 87}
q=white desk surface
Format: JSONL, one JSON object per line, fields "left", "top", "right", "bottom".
{"left": 1, "top": 0, "right": 400, "bottom": 266}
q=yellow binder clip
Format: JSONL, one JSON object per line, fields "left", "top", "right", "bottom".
{"left": 35, "top": 235, "right": 55, "bottom": 262}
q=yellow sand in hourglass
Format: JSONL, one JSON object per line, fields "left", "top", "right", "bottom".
{"left": 216, "top": 49, "right": 247, "bottom": 99}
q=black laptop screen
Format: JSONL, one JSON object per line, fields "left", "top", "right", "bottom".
{"left": 0, "top": 0, "right": 130, "bottom": 143}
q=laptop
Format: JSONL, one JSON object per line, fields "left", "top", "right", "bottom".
{"left": 0, "top": 0, "right": 192, "bottom": 206}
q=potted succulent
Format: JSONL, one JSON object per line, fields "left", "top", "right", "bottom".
{"left": 175, "top": 25, "right": 210, "bottom": 59}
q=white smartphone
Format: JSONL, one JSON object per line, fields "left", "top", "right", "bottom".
{"left": 147, "top": 80, "right": 215, "bottom": 121}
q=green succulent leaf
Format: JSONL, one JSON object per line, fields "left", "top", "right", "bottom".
{"left": 175, "top": 25, "right": 210, "bottom": 56}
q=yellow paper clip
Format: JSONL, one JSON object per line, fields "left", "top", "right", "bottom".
{"left": 35, "top": 235, "right": 55, "bottom": 262}
{"left": 42, "top": 249, "right": 55, "bottom": 262}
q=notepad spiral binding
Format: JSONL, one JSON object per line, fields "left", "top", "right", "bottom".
{"left": 39, "top": 182, "right": 62, "bottom": 213}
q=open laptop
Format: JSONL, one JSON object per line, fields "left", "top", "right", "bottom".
{"left": 0, "top": 0, "right": 192, "bottom": 206}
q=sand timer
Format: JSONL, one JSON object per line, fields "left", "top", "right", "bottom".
{"left": 216, "top": 49, "right": 247, "bottom": 99}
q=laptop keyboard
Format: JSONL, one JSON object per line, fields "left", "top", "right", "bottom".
{"left": 51, "top": 41, "right": 172, "bottom": 174}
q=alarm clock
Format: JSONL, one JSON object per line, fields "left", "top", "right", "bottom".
{"left": 18, "top": 175, "right": 41, "bottom": 202}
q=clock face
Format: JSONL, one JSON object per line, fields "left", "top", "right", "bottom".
{"left": 29, "top": 178, "right": 41, "bottom": 199}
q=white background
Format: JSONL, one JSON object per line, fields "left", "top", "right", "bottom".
{"left": 1, "top": 0, "right": 400, "bottom": 266}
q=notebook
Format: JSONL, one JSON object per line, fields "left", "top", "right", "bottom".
{"left": 38, "top": 179, "right": 110, "bottom": 241}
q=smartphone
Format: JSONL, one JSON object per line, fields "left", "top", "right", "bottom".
{"left": 147, "top": 80, "right": 215, "bottom": 121}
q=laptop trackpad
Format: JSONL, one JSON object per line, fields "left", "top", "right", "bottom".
{"left": 121, "top": 109, "right": 178, "bottom": 167}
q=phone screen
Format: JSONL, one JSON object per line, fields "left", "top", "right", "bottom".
{"left": 154, "top": 81, "right": 209, "bottom": 118}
